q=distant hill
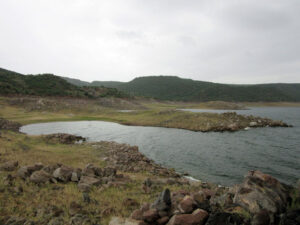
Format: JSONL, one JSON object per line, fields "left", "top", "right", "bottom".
{"left": 116, "top": 76, "right": 300, "bottom": 102}
{"left": 0, "top": 68, "right": 128, "bottom": 99}
{"left": 62, "top": 75, "right": 300, "bottom": 102}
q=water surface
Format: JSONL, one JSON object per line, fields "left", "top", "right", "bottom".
{"left": 20, "top": 107, "right": 300, "bottom": 186}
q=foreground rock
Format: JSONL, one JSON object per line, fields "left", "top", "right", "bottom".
{"left": 120, "top": 170, "right": 295, "bottom": 225}
{"left": 0, "top": 161, "right": 18, "bottom": 171}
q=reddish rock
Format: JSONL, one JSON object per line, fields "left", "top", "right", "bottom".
{"left": 167, "top": 209, "right": 208, "bottom": 225}
{"left": 157, "top": 216, "right": 170, "bottom": 225}
{"left": 131, "top": 209, "right": 143, "bottom": 220}
{"left": 142, "top": 209, "right": 159, "bottom": 223}
{"left": 178, "top": 196, "right": 195, "bottom": 213}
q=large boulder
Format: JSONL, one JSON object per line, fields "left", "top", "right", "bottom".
{"left": 233, "top": 171, "right": 291, "bottom": 215}
{"left": 0, "top": 161, "right": 18, "bottom": 171}
{"left": 53, "top": 166, "right": 73, "bottom": 182}
{"left": 30, "top": 170, "right": 51, "bottom": 184}
{"left": 17, "top": 163, "right": 44, "bottom": 179}
{"left": 151, "top": 189, "right": 172, "bottom": 211}
{"left": 178, "top": 195, "right": 195, "bottom": 214}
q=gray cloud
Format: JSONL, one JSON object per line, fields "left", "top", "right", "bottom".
{"left": 0, "top": 0, "right": 299, "bottom": 83}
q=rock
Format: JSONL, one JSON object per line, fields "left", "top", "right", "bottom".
{"left": 166, "top": 209, "right": 208, "bottom": 225}
{"left": 109, "top": 217, "right": 146, "bottom": 225}
{"left": 102, "top": 167, "right": 117, "bottom": 177}
{"left": 233, "top": 170, "right": 291, "bottom": 215}
{"left": 78, "top": 183, "right": 91, "bottom": 192}
{"left": 142, "top": 209, "right": 159, "bottom": 223}
{"left": 251, "top": 209, "right": 270, "bottom": 225}
{"left": 131, "top": 209, "right": 144, "bottom": 220}
{"left": 44, "top": 133, "right": 86, "bottom": 144}
{"left": 152, "top": 189, "right": 171, "bottom": 211}
{"left": 79, "top": 176, "right": 102, "bottom": 186}
{"left": 249, "top": 122, "right": 258, "bottom": 127}
{"left": 0, "top": 161, "right": 18, "bottom": 171}
{"left": 29, "top": 170, "right": 51, "bottom": 184}
{"left": 178, "top": 195, "right": 195, "bottom": 213}
{"left": 17, "top": 163, "right": 44, "bottom": 179}
{"left": 192, "top": 191, "right": 210, "bottom": 211}
{"left": 205, "top": 212, "right": 247, "bottom": 225}
{"left": 71, "top": 172, "right": 80, "bottom": 182}
{"left": 53, "top": 166, "right": 73, "bottom": 182}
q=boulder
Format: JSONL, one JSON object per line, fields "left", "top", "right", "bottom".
{"left": 29, "top": 170, "right": 51, "bottom": 184}
{"left": 166, "top": 209, "right": 208, "bottom": 225}
{"left": 53, "top": 166, "right": 73, "bottom": 182}
{"left": 79, "top": 176, "right": 102, "bottom": 186}
{"left": 178, "top": 195, "right": 195, "bottom": 213}
{"left": 152, "top": 189, "right": 172, "bottom": 211}
{"left": 17, "top": 163, "right": 44, "bottom": 179}
{"left": 233, "top": 170, "right": 291, "bottom": 215}
{"left": 0, "top": 161, "right": 18, "bottom": 171}
{"left": 142, "top": 209, "right": 159, "bottom": 223}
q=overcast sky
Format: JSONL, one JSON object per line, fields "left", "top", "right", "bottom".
{"left": 1, "top": 0, "right": 300, "bottom": 83}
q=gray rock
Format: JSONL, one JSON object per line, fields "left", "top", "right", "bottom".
{"left": 0, "top": 161, "right": 18, "bottom": 171}
{"left": 53, "top": 166, "right": 73, "bottom": 182}
{"left": 151, "top": 188, "right": 171, "bottom": 211}
{"left": 30, "top": 170, "right": 51, "bottom": 184}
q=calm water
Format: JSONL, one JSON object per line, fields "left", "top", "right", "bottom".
{"left": 20, "top": 107, "right": 300, "bottom": 186}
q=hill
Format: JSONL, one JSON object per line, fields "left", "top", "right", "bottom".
{"left": 116, "top": 76, "right": 300, "bottom": 102}
{"left": 0, "top": 68, "right": 128, "bottom": 98}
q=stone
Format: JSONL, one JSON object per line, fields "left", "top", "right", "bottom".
{"left": 79, "top": 176, "right": 102, "bottom": 186}
{"left": 178, "top": 195, "right": 195, "bottom": 213}
{"left": 152, "top": 189, "right": 171, "bottom": 211}
{"left": 71, "top": 172, "right": 79, "bottom": 182}
{"left": 131, "top": 209, "right": 143, "bottom": 220}
{"left": 17, "top": 163, "right": 44, "bottom": 179}
{"left": 249, "top": 122, "right": 258, "bottom": 127}
{"left": 78, "top": 183, "right": 91, "bottom": 192}
{"left": 142, "top": 209, "right": 159, "bottom": 223}
{"left": 0, "top": 161, "right": 18, "bottom": 171}
{"left": 29, "top": 170, "right": 51, "bottom": 184}
{"left": 166, "top": 209, "right": 208, "bottom": 225}
{"left": 53, "top": 166, "right": 73, "bottom": 182}
{"left": 233, "top": 170, "right": 291, "bottom": 215}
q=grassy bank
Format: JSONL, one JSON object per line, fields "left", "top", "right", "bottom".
{"left": 0, "top": 97, "right": 290, "bottom": 132}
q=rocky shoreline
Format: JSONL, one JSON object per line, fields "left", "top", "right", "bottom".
{"left": 0, "top": 133, "right": 299, "bottom": 225}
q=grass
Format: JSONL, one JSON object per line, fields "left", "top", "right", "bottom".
{"left": 0, "top": 131, "right": 200, "bottom": 224}
{"left": 0, "top": 96, "right": 274, "bottom": 132}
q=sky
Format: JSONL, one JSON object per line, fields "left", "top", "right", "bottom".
{"left": 0, "top": 0, "right": 300, "bottom": 84}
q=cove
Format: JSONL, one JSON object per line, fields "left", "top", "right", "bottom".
{"left": 20, "top": 107, "right": 300, "bottom": 186}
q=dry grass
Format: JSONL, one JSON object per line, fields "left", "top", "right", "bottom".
{"left": 0, "top": 131, "right": 198, "bottom": 224}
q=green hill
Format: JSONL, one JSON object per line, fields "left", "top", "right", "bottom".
{"left": 0, "top": 68, "right": 128, "bottom": 98}
{"left": 116, "top": 76, "right": 300, "bottom": 102}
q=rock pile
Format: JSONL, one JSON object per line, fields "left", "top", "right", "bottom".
{"left": 0, "top": 118, "right": 21, "bottom": 132}
{"left": 43, "top": 133, "right": 86, "bottom": 144}
{"left": 1, "top": 160, "right": 128, "bottom": 192}
{"left": 98, "top": 141, "right": 180, "bottom": 177}
{"left": 111, "top": 170, "right": 294, "bottom": 225}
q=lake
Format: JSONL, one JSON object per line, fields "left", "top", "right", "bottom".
{"left": 20, "top": 107, "right": 300, "bottom": 186}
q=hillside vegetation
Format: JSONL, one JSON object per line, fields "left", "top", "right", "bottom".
{"left": 62, "top": 75, "right": 300, "bottom": 102}
{"left": 0, "top": 68, "right": 128, "bottom": 99}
